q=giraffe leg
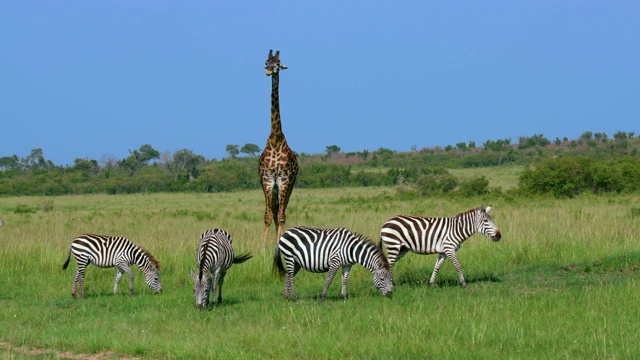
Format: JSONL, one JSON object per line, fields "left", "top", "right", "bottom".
{"left": 262, "top": 182, "right": 276, "bottom": 243}
{"left": 276, "top": 180, "right": 295, "bottom": 240}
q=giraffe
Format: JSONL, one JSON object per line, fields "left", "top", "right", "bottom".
{"left": 259, "top": 50, "right": 299, "bottom": 243}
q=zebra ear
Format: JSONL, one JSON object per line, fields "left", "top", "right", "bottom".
{"left": 485, "top": 205, "right": 492, "bottom": 213}
{"left": 189, "top": 269, "right": 198, "bottom": 281}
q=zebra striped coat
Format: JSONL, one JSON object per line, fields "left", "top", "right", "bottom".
{"left": 379, "top": 206, "right": 501, "bottom": 288}
{"left": 189, "top": 229, "right": 253, "bottom": 308}
{"left": 273, "top": 226, "right": 393, "bottom": 301}
{"left": 62, "top": 234, "right": 162, "bottom": 298}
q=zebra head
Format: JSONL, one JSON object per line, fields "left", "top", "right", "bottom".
{"left": 373, "top": 266, "right": 393, "bottom": 297}
{"left": 144, "top": 268, "right": 162, "bottom": 294}
{"left": 477, "top": 205, "right": 501, "bottom": 242}
{"left": 190, "top": 269, "right": 211, "bottom": 308}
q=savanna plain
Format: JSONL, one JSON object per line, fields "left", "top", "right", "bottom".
{"left": 1, "top": 171, "right": 639, "bottom": 359}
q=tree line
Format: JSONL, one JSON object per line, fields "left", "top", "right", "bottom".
{"left": 1, "top": 131, "right": 639, "bottom": 198}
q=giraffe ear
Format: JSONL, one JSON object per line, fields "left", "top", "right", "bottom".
{"left": 279, "top": 63, "right": 288, "bottom": 70}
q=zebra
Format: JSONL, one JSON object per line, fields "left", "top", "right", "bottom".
{"left": 273, "top": 226, "right": 393, "bottom": 301}
{"left": 189, "top": 229, "right": 253, "bottom": 308}
{"left": 379, "top": 205, "right": 501, "bottom": 288}
{"left": 62, "top": 234, "right": 162, "bottom": 298}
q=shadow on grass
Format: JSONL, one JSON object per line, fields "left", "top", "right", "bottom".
{"left": 394, "top": 270, "right": 502, "bottom": 288}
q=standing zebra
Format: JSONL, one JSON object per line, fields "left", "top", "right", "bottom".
{"left": 379, "top": 205, "right": 501, "bottom": 288}
{"left": 189, "top": 229, "right": 253, "bottom": 308}
{"left": 62, "top": 234, "right": 162, "bottom": 298}
{"left": 273, "top": 226, "right": 393, "bottom": 301}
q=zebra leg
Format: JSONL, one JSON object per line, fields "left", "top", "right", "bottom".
{"left": 447, "top": 251, "right": 467, "bottom": 288}
{"left": 115, "top": 264, "right": 135, "bottom": 295}
{"left": 284, "top": 265, "right": 300, "bottom": 302}
{"left": 114, "top": 267, "right": 124, "bottom": 294}
{"left": 340, "top": 265, "right": 352, "bottom": 300}
{"left": 321, "top": 263, "right": 341, "bottom": 301}
{"left": 429, "top": 254, "right": 447, "bottom": 288}
{"left": 211, "top": 269, "right": 224, "bottom": 306}
{"left": 73, "top": 260, "right": 89, "bottom": 298}
{"left": 72, "top": 268, "right": 83, "bottom": 298}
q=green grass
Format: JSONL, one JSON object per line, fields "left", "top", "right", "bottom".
{"left": 1, "top": 189, "right": 639, "bottom": 359}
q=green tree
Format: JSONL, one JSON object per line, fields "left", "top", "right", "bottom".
{"left": 0, "top": 155, "right": 20, "bottom": 171}
{"left": 22, "top": 148, "right": 53, "bottom": 171}
{"left": 119, "top": 144, "right": 160, "bottom": 176}
{"left": 226, "top": 144, "right": 239, "bottom": 159}
{"left": 325, "top": 145, "right": 341, "bottom": 156}
{"left": 240, "top": 143, "right": 261, "bottom": 157}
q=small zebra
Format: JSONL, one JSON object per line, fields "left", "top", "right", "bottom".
{"left": 62, "top": 234, "right": 162, "bottom": 298}
{"left": 189, "top": 229, "right": 253, "bottom": 308}
{"left": 379, "top": 205, "right": 501, "bottom": 288}
{"left": 273, "top": 226, "right": 393, "bottom": 301}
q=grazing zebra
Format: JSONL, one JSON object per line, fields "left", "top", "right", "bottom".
{"left": 379, "top": 205, "right": 501, "bottom": 288}
{"left": 189, "top": 229, "right": 253, "bottom": 308}
{"left": 62, "top": 234, "right": 162, "bottom": 298}
{"left": 273, "top": 226, "right": 393, "bottom": 301}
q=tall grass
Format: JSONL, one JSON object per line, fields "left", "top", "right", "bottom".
{"left": 1, "top": 189, "right": 639, "bottom": 359}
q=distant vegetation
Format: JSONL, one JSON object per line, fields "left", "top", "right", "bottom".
{"left": 1, "top": 131, "right": 638, "bottom": 198}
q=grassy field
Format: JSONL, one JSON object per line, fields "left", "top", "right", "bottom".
{"left": 1, "top": 187, "right": 639, "bottom": 359}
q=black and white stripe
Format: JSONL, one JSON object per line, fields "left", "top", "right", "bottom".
{"left": 379, "top": 205, "right": 501, "bottom": 288}
{"left": 189, "top": 229, "right": 253, "bottom": 308}
{"left": 62, "top": 234, "right": 162, "bottom": 298}
{"left": 273, "top": 226, "right": 393, "bottom": 301}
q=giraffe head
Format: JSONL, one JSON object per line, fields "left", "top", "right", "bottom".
{"left": 265, "top": 49, "right": 287, "bottom": 76}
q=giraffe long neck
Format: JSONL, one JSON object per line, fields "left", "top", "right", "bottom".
{"left": 269, "top": 73, "right": 285, "bottom": 143}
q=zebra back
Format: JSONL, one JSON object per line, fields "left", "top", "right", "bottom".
{"left": 196, "top": 229, "right": 250, "bottom": 280}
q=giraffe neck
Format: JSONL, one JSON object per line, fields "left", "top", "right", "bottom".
{"left": 269, "top": 73, "right": 285, "bottom": 144}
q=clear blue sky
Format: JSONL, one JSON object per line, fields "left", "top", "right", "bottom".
{"left": 2, "top": 1, "right": 638, "bottom": 166}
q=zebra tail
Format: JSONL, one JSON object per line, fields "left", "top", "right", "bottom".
{"left": 233, "top": 252, "right": 253, "bottom": 264}
{"left": 62, "top": 249, "right": 71, "bottom": 270}
{"left": 272, "top": 246, "right": 286, "bottom": 278}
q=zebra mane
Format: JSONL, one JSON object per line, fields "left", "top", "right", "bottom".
{"left": 139, "top": 246, "right": 161, "bottom": 272}
{"left": 353, "top": 232, "right": 390, "bottom": 269}
{"left": 198, "top": 239, "right": 210, "bottom": 280}
{"left": 454, "top": 206, "right": 483, "bottom": 218}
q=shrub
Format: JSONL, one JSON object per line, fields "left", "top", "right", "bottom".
{"left": 457, "top": 176, "right": 489, "bottom": 197}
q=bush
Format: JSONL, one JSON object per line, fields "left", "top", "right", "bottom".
{"left": 416, "top": 171, "right": 458, "bottom": 196}
{"left": 14, "top": 204, "right": 36, "bottom": 214}
{"left": 457, "top": 176, "right": 489, "bottom": 197}
{"left": 518, "top": 156, "right": 640, "bottom": 198}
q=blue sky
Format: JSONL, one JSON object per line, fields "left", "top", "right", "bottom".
{"left": 2, "top": 1, "right": 639, "bottom": 166}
